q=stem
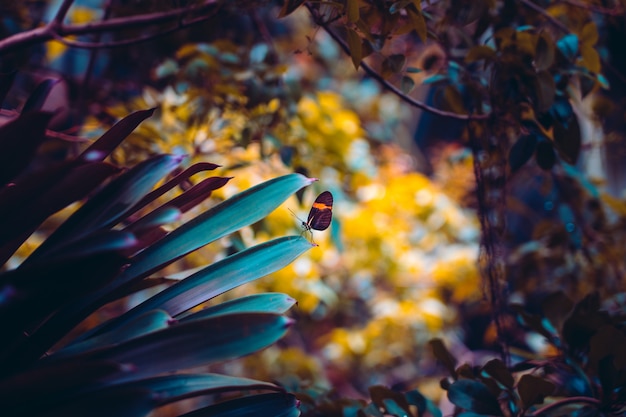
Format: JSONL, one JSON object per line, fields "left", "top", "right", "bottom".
{"left": 0, "top": 0, "right": 219, "bottom": 55}
{"left": 305, "top": 3, "right": 489, "bottom": 121}
{"left": 527, "top": 396, "right": 601, "bottom": 416}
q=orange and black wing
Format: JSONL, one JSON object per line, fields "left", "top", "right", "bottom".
{"left": 306, "top": 191, "right": 333, "bottom": 231}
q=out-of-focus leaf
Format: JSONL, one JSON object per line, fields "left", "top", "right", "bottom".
{"left": 23, "top": 174, "right": 313, "bottom": 376}
{"left": 389, "top": 0, "right": 412, "bottom": 14}
{"left": 556, "top": 33, "right": 578, "bottom": 61}
{"left": 580, "top": 44, "right": 601, "bottom": 73}
{"left": 541, "top": 292, "right": 573, "bottom": 335}
{"left": 180, "top": 293, "right": 297, "bottom": 322}
{"left": 401, "top": 76, "right": 415, "bottom": 94}
{"left": 346, "top": 0, "right": 359, "bottom": 23}
{"left": 597, "top": 73, "right": 609, "bottom": 89}
{"left": 97, "top": 236, "right": 311, "bottom": 334}
{"left": 553, "top": 114, "right": 581, "bottom": 165}
{"left": 347, "top": 28, "right": 363, "bottom": 70}
{"left": 535, "top": 71, "right": 556, "bottom": 112}
{"left": 53, "top": 310, "right": 172, "bottom": 357}
{"left": 179, "top": 393, "right": 299, "bottom": 417}
{"left": 387, "top": 54, "right": 406, "bottom": 73}
{"left": 22, "top": 79, "right": 60, "bottom": 113}
{"left": 406, "top": 66, "right": 422, "bottom": 73}
{"left": 589, "top": 324, "right": 626, "bottom": 371}
{"left": 168, "top": 176, "right": 232, "bottom": 213}
{"left": 88, "top": 313, "right": 293, "bottom": 382}
{"left": 535, "top": 32, "right": 554, "bottom": 71}
{"left": 422, "top": 74, "right": 447, "bottom": 84}
{"left": 41, "top": 231, "right": 137, "bottom": 260}
{"left": 0, "top": 112, "right": 53, "bottom": 186}
{"left": 278, "top": 0, "right": 305, "bottom": 17}
{"left": 509, "top": 134, "right": 538, "bottom": 173}
{"left": 369, "top": 386, "right": 411, "bottom": 417}
{"left": 128, "top": 161, "right": 220, "bottom": 216}
{"left": 430, "top": 338, "right": 457, "bottom": 377}
{"left": 581, "top": 22, "right": 599, "bottom": 45}
{"left": 28, "top": 154, "right": 184, "bottom": 261}
{"left": 447, "top": 380, "right": 502, "bottom": 416}
{"left": 408, "top": 8, "right": 427, "bottom": 42}
{"left": 517, "top": 375, "right": 555, "bottom": 409}
{"left": 482, "top": 359, "right": 514, "bottom": 389}
{"left": 465, "top": 45, "right": 496, "bottom": 63}
{"left": 80, "top": 109, "right": 155, "bottom": 161}
{"left": 535, "top": 140, "right": 556, "bottom": 170}
{"left": 405, "top": 389, "right": 442, "bottom": 417}
{"left": 444, "top": 85, "right": 467, "bottom": 114}
{"left": 0, "top": 70, "right": 16, "bottom": 107}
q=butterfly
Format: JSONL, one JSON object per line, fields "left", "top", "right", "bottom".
{"left": 291, "top": 191, "right": 333, "bottom": 243}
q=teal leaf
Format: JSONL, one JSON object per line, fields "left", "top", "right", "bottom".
{"left": 119, "top": 173, "right": 314, "bottom": 284}
{"left": 423, "top": 74, "right": 447, "bottom": 84}
{"left": 179, "top": 393, "right": 299, "bottom": 417}
{"left": 90, "top": 313, "right": 294, "bottom": 382}
{"left": 118, "top": 373, "right": 282, "bottom": 405}
{"left": 53, "top": 310, "right": 172, "bottom": 357}
{"left": 96, "top": 236, "right": 311, "bottom": 334}
{"left": 556, "top": 34, "right": 579, "bottom": 61}
{"left": 447, "top": 380, "right": 502, "bottom": 415}
{"left": 180, "top": 293, "right": 297, "bottom": 322}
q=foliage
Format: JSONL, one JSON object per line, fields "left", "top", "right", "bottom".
{"left": 0, "top": 81, "right": 316, "bottom": 416}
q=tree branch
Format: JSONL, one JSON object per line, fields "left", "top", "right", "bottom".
{"left": 0, "top": 0, "right": 220, "bottom": 55}
{"left": 305, "top": 3, "right": 489, "bottom": 120}
{"left": 52, "top": 0, "right": 76, "bottom": 27}
{"left": 560, "top": 0, "right": 624, "bottom": 16}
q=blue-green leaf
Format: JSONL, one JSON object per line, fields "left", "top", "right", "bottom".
{"left": 120, "top": 173, "right": 315, "bottom": 283}
{"left": 447, "top": 380, "right": 501, "bottom": 416}
{"left": 180, "top": 293, "right": 297, "bottom": 322}
{"left": 117, "top": 373, "right": 282, "bottom": 405}
{"left": 556, "top": 34, "right": 578, "bottom": 61}
{"left": 90, "top": 313, "right": 293, "bottom": 382}
{"left": 96, "top": 236, "right": 311, "bottom": 335}
{"left": 53, "top": 310, "right": 172, "bottom": 357}
{"left": 178, "top": 393, "right": 299, "bottom": 417}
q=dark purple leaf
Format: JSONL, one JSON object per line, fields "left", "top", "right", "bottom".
{"left": 80, "top": 108, "right": 155, "bottom": 161}
{"left": 22, "top": 79, "right": 60, "bottom": 113}
{"left": 169, "top": 176, "right": 232, "bottom": 213}
{"left": 509, "top": 134, "right": 538, "bottom": 173}
{"left": 0, "top": 112, "right": 53, "bottom": 185}
{"left": 0, "top": 70, "right": 16, "bottom": 107}
{"left": 535, "top": 140, "right": 556, "bottom": 170}
{"left": 517, "top": 375, "right": 555, "bottom": 409}
{"left": 127, "top": 162, "right": 221, "bottom": 216}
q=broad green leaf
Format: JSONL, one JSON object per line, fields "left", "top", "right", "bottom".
{"left": 447, "top": 380, "right": 501, "bottom": 415}
{"left": 179, "top": 393, "right": 299, "bottom": 417}
{"left": 517, "top": 375, "right": 555, "bottom": 409}
{"left": 53, "top": 310, "right": 172, "bottom": 357}
{"left": 180, "top": 293, "right": 297, "bottom": 322}
{"left": 114, "top": 236, "right": 312, "bottom": 326}
{"left": 347, "top": 28, "right": 363, "bottom": 70}
{"left": 120, "top": 174, "right": 314, "bottom": 283}
{"left": 429, "top": 338, "right": 457, "bottom": 376}
{"left": 90, "top": 313, "right": 293, "bottom": 381}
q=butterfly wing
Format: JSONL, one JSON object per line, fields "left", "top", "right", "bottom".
{"left": 307, "top": 191, "right": 333, "bottom": 231}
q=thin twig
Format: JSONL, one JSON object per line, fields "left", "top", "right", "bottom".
{"left": 52, "top": 0, "right": 76, "bottom": 27}
{"left": 305, "top": 4, "right": 489, "bottom": 120}
{"left": 560, "top": 0, "right": 624, "bottom": 16}
{"left": 0, "top": 0, "right": 219, "bottom": 55}
{"left": 518, "top": 0, "right": 570, "bottom": 33}
{"left": 527, "top": 396, "right": 601, "bottom": 416}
